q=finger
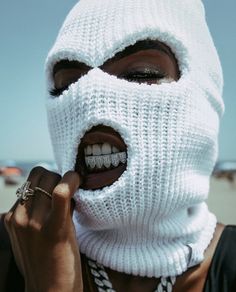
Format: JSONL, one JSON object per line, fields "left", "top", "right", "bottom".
{"left": 4, "top": 200, "right": 19, "bottom": 229}
{"left": 4, "top": 201, "right": 29, "bottom": 276}
{"left": 50, "top": 171, "right": 81, "bottom": 226}
{"left": 4, "top": 202, "right": 20, "bottom": 259}
{"left": 31, "top": 170, "right": 61, "bottom": 226}
{"left": 4, "top": 167, "right": 47, "bottom": 277}
{"left": 4, "top": 166, "right": 45, "bottom": 230}
{"left": 4, "top": 213, "right": 26, "bottom": 275}
{"left": 12, "top": 166, "right": 46, "bottom": 226}
{"left": 28, "top": 166, "right": 46, "bottom": 186}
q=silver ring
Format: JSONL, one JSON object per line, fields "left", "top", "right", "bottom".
{"left": 35, "top": 187, "right": 52, "bottom": 199}
{"left": 16, "top": 181, "right": 35, "bottom": 204}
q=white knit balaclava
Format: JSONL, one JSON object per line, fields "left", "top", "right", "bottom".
{"left": 45, "top": 0, "right": 224, "bottom": 278}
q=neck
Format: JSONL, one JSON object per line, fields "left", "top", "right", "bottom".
{"left": 106, "top": 268, "right": 160, "bottom": 292}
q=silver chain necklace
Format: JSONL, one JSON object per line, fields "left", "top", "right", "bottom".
{"left": 88, "top": 259, "right": 176, "bottom": 292}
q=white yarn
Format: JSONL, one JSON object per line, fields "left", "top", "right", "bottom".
{"left": 45, "top": 0, "right": 224, "bottom": 278}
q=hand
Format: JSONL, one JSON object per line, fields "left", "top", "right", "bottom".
{"left": 4, "top": 167, "right": 83, "bottom": 292}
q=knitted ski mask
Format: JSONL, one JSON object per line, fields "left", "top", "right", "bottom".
{"left": 45, "top": 0, "right": 224, "bottom": 278}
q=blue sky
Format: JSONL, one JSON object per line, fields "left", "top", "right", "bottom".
{"left": 0, "top": 1, "right": 235, "bottom": 161}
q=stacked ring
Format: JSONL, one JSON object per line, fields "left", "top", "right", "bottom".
{"left": 35, "top": 187, "right": 53, "bottom": 199}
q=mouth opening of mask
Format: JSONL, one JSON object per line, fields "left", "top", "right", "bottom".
{"left": 74, "top": 124, "right": 128, "bottom": 190}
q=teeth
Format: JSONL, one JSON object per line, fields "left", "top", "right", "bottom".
{"left": 101, "top": 143, "right": 112, "bottom": 155}
{"left": 103, "top": 155, "right": 111, "bottom": 168}
{"left": 118, "top": 152, "right": 127, "bottom": 163}
{"left": 85, "top": 156, "right": 96, "bottom": 168}
{"left": 111, "top": 153, "right": 120, "bottom": 167}
{"left": 95, "top": 156, "right": 103, "bottom": 168}
{"left": 92, "top": 144, "right": 102, "bottom": 156}
{"left": 112, "top": 146, "right": 119, "bottom": 153}
{"left": 83, "top": 143, "right": 127, "bottom": 170}
{"left": 84, "top": 143, "right": 122, "bottom": 156}
{"left": 85, "top": 152, "right": 127, "bottom": 170}
{"left": 87, "top": 145, "right": 92, "bottom": 155}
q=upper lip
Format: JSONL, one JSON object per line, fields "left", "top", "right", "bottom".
{"left": 80, "top": 130, "right": 127, "bottom": 152}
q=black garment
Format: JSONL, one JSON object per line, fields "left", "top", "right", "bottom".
{"left": 0, "top": 215, "right": 25, "bottom": 292}
{"left": 0, "top": 215, "right": 235, "bottom": 292}
{"left": 204, "top": 225, "right": 236, "bottom": 292}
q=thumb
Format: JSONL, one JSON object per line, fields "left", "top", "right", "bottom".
{"left": 50, "top": 171, "right": 81, "bottom": 227}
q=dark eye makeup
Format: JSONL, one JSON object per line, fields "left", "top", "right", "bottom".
{"left": 50, "top": 40, "right": 180, "bottom": 97}
{"left": 50, "top": 68, "right": 168, "bottom": 97}
{"left": 50, "top": 86, "right": 69, "bottom": 97}
{"left": 118, "top": 68, "right": 167, "bottom": 84}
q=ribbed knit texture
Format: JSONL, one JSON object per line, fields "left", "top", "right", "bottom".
{"left": 45, "top": 0, "right": 224, "bottom": 278}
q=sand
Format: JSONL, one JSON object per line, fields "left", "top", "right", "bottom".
{"left": 0, "top": 177, "right": 235, "bottom": 225}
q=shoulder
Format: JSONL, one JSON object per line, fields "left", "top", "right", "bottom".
{"left": 212, "top": 224, "right": 236, "bottom": 268}
{"left": 214, "top": 225, "right": 236, "bottom": 272}
{"left": 204, "top": 224, "right": 236, "bottom": 292}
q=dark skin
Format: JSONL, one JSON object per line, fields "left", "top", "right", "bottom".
{"left": 51, "top": 40, "right": 180, "bottom": 95}
{"left": 4, "top": 40, "right": 225, "bottom": 292}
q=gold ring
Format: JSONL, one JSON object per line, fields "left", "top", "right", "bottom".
{"left": 35, "top": 187, "right": 52, "bottom": 199}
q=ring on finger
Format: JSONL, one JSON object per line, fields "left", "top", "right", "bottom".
{"left": 35, "top": 187, "right": 53, "bottom": 199}
{"left": 16, "top": 181, "right": 35, "bottom": 204}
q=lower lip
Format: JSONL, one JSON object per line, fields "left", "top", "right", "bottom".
{"left": 80, "top": 163, "right": 127, "bottom": 190}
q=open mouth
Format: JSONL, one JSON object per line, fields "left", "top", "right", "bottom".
{"left": 74, "top": 125, "right": 127, "bottom": 190}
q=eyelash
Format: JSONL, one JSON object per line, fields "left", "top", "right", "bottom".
{"left": 49, "top": 69, "right": 167, "bottom": 97}
{"left": 50, "top": 86, "right": 69, "bottom": 97}
{"left": 120, "top": 69, "right": 167, "bottom": 83}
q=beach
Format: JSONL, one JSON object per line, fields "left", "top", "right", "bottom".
{"left": 0, "top": 177, "right": 235, "bottom": 225}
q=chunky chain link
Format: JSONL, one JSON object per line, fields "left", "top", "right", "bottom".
{"left": 88, "top": 259, "right": 176, "bottom": 292}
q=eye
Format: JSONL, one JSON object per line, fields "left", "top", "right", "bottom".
{"left": 50, "top": 75, "right": 82, "bottom": 97}
{"left": 50, "top": 65, "right": 90, "bottom": 97}
{"left": 119, "top": 68, "right": 168, "bottom": 84}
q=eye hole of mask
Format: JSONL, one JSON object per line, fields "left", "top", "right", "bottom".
{"left": 50, "top": 40, "right": 180, "bottom": 97}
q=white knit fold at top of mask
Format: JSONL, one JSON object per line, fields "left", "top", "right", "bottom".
{"left": 45, "top": 0, "right": 223, "bottom": 108}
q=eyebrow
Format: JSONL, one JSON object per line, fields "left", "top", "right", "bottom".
{"left": 110, "top": 40, "right": 175, "bottom": 62}
{"left": 53, "top": 61, "right": 90, "bottom": 76}
{"left": 53, "top": 40, "right": 175, "bottom": 75}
